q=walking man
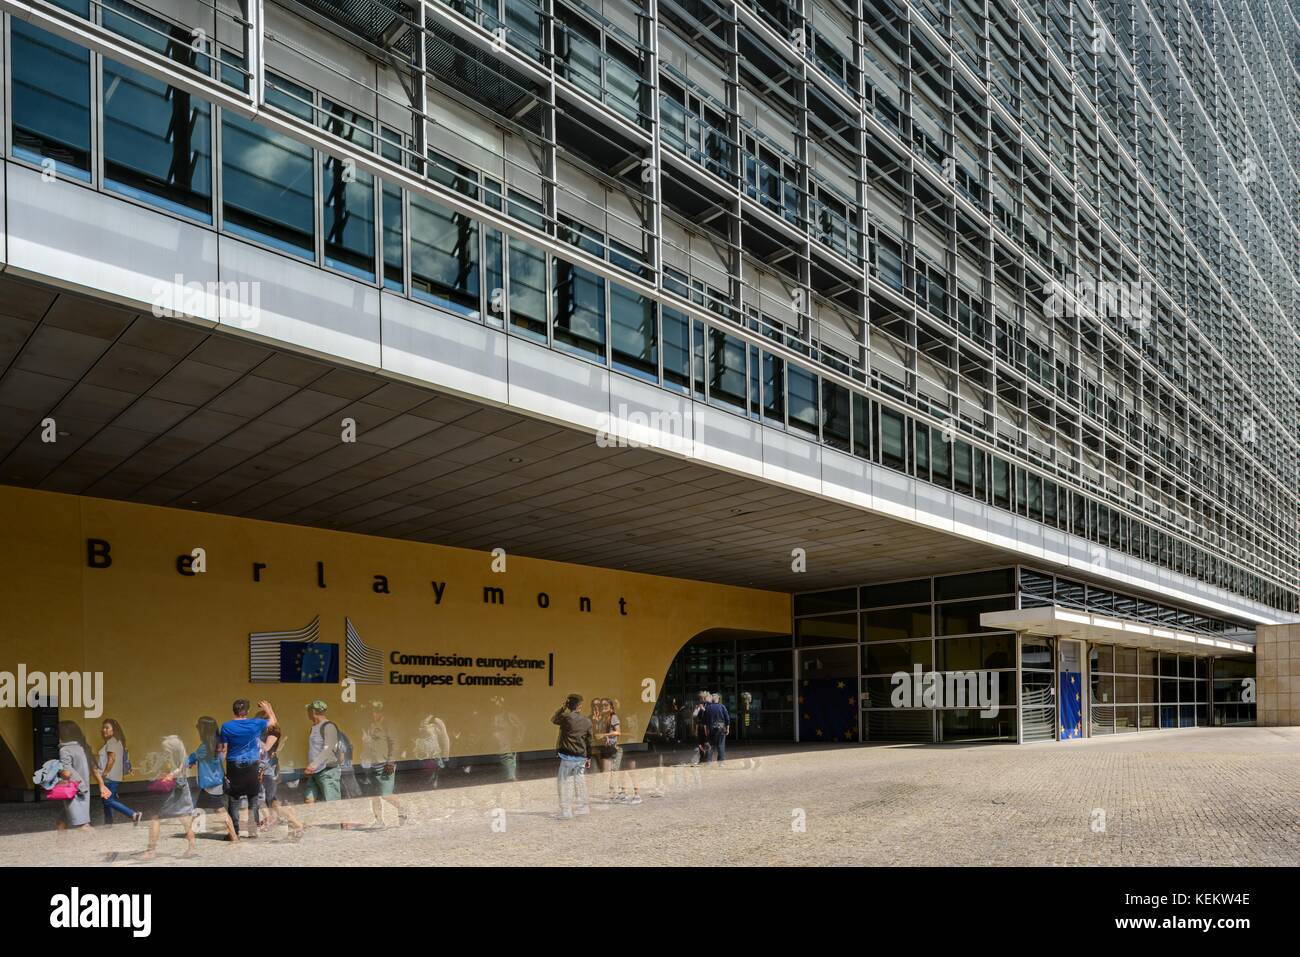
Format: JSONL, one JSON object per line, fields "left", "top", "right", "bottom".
{"left": 303, "top": 700, "right": 343, "bottom": 802}
{"left": 551, "top": 694, "right": 592, "bottom": 819}
{"left": 219, "top": 698, "right": 278, "bottom": 838}
{"left": 704, "top": 693, "right": 731, "bottom": 765}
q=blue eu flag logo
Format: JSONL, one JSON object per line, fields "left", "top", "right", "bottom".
{"left": 279, "top": 642, "right": 339, "bottom": 683}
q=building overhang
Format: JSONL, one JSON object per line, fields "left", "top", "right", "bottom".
{"left": 981, "top": 606, "right": 1255, "bottom": 656}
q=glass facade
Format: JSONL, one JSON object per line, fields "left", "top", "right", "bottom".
{"left": 3, "top": 0, "right": 1294, "bottom": 622}
{"left": 656, "top": 635, "right": 796, "bottom": 742}
{"left": 798, "top": 569, "right": 1019, "bottom": 742}
{"left": 790, "top": 566, "right": 1257, "bottom": 744}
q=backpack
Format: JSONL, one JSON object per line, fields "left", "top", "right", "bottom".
{"left": 122, "top": 749, "right": 132, "bottom": 777}
{"left": 321, "top": 721, "right": 351, "bottom": 767}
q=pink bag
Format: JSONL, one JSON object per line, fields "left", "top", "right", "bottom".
{"left": 46, "top": 781, "right": 79, "bottom": 800}
{"left": 148, "top": 777, "right": 175, "bottom": 794}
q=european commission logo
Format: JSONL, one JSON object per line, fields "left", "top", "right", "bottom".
{"left": 248, "top": 616, "right": 382, "bottom": 685}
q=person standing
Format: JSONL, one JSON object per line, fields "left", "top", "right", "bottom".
{"left": 303, "top": 700, "right": 343, "bottom": 802}
{"left": 218, "top": 698, "right": 278, "bottom": 839}
{"left": 599, "top": 698, "right": 621, "bottom": 800}
{"left": 54, "top": 721, "right": 93, "bottom": 833}
{"left": 704, "top": 693, "right": 732, "bottom": 765}
{"left": 415, "top": 714, "right": 451, "bottom": 790}
{"left": 361, "top": 701, "right": 404, "bottom": 827}
{"left": 606, "top": 699, "right": 641, "bottom": 804}
{"left": 551, "top": 694, "right": 592, "bottom": 819}
{"left": 95, "top": 718, "right": 141, "bottom": 826}
{"left": 692, "top": 691, "right": 711, "bottom": 765}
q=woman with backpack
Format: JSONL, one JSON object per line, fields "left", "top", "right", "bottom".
{"left": 54, "top": 721, "right": 93, "bottom": 832}
{"left": 95, "top": 718, "right": 142, "bottom": 826}
{"left": 185, "top": 716, "right": 226, "bottom": 814}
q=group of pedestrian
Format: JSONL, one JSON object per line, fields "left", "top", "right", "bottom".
{"left": 553, "top": 691, "right": 724, "bottom": 819}
{"left": 41, "top": 690, "right": 735, "bottom": 838}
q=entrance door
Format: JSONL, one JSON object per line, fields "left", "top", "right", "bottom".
{"left": 1058, "top": 639, "right": 1084, "bottom": 739}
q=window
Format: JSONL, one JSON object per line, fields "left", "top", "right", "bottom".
{"left": 708, "top": 328, "right": 748, "bottom": 409}
{"left": 381, "top": 183, "right": 404, "bottom": 289}
{"left": 954, "top": 440, "right": 973, "bottom": 494}
{"left": 605, "top": 40, "right": 643, "bottom": 123}
{"left": 482, "top": 179, "right": 505, "bottom": 326}
{"left": 822, "top": 380, "right": 851, "bottom": 451}
{"left": 788, "top": 365, "right": 819, "bottom": 436}
{"left": 553, "top": 257, "right": 607, "bottom": 360}
{"left": 222, "top": 75, "right": 316, "bottom": 256}
{"left": 880, "top": 407, "right": 906, "bottom": 470}
{"left": 763, "top": 353, "right": 786, "bottom": 421}
{"left": 99, "top": 1, "right": 213, "bottom": 218}
{"left": 992, "top": 456, "right": 1011, "bottom": 509}
{"left": 322, "top": 102, "right": 376, "bottom": 280}
{"left": 796, "top": 614, "right": 858, "bottom": 647}
{"left": 508, "top": 239, "right": 548, "bottom": 340}
{"left": 852, "top": 393, "right": 871, "bottom": 458}
{"left": 10, "top": 20, "right": 93, "bottom": 180}
{"left": 863, "top": 605, "right": 931, "bottom": 641}
{"left": 662, "top": 306, "right": 691, "bottom": 392}
{"left": 931, "top": 428, "right": 952, "bottom": 486}
{"left": 556, "top": 11, "right": 602, "bottom": 99}
{"left": 915, "top": 423, "right": 930, "bottom": 478}
{"left": 411, "top": 194, "right": 480, "bottom": 316}
{"left": 102, "top": 58, "right": 212, "bottom": 220}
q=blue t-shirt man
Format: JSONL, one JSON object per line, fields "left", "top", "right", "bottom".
{"left": 220, "top": 717, "right": 269, "bottom": 765}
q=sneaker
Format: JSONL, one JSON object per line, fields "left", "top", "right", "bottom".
{"left": 574, "top": 805, "right": 590, "bottom": 816}
{"left": 628, "top": 795, "right": 642, "bottom": 805}
{"left": 554, "top": 809, "right": 574, "bottom": 820}
{"left": 131, "top": 812, "right": 143, "bottom": 826}
{"left": 613, "top": 792, "right": 628, "bottom": 803}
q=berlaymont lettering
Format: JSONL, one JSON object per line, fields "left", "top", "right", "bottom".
{"left": 0, "top": 486, "right": 789, "bottom": 784}
{"left": 84, "top": 536, "right": 635, "bottom": 617}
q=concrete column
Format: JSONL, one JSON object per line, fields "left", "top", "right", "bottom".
{"left": 1256, "top": 623, "right": 1300, "bottom": 726}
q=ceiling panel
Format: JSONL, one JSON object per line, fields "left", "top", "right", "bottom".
{"left": 0, "top": 273, "right": 1022, "bottom": 591}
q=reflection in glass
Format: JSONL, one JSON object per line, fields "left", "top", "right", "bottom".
{"left": 11, "top": 22, "right": 93, "bottom": 179}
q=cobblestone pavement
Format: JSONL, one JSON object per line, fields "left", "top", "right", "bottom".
{"left": 5, "top": 726, "right": 1298, "bottom": 866}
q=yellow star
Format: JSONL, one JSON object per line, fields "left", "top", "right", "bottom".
{"left": 836, "top": 681, "right": 846, "bottom": 689}
{"left": 815, "top": 729, "right": 824, "bottom": 737}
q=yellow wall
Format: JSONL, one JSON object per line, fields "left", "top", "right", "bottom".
{"left": 0, "top": 486, "right": 789, "bottom": 788}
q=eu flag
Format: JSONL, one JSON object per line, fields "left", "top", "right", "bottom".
{"left": 279, "top": 642, "right": 339, "bottom": 683}
{"left": 800, "top": 679, "right": 857, "bottom": 742}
